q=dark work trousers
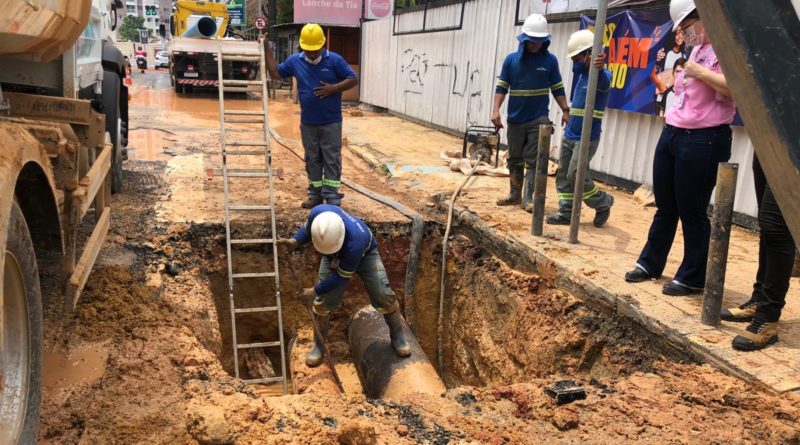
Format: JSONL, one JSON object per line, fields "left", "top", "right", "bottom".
{"left": 751, "top": 155, "right": 796, "bottom": 322}
{"left": 506, "top": 116, "right": 551, "bottom": 170}
{"left": 636, "top": 124, "right": 732, "bottom": 288}
{"left": 300, "top": 122, "right": 343, "bottom": 205}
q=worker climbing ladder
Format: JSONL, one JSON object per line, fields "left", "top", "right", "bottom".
{"left": 216, "top": 39, "right": 288, "bottom": 394}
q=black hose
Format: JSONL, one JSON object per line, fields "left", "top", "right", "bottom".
{"left": 268, "top": 128, "right": 425, "bottom": 329}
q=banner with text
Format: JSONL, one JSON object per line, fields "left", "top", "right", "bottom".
{"left": 581, "top": 9, "right": 675, "bottom": 116}
{"left": 581, "top": 9, "right": 742, "bottom": 123}
{"left": 294, "top": 0, "right": 363, "bottom": 26}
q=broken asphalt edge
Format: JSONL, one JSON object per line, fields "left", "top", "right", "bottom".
{"left": 344, "top": 143, "right": 392, "bottom": 177}
{"left": 430, "top": 193, "right": 800, "bottom": 395}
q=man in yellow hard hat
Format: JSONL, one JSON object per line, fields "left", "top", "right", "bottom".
{"left": 264, "top": 24, "right": 359, "bottom": 208}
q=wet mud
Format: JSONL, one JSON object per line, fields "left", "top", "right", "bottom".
{"left": 35, "top": 70, "right": 800, "bottom": 444}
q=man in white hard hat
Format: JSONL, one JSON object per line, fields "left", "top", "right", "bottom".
{"left": 546, "top": 29, "right": 615, "bottom": 227}
{"left": 278, "top": 205, "right": 412, "bottom": 367}
{"left": 492, "top": 13, "right": 569, "bottom": 212}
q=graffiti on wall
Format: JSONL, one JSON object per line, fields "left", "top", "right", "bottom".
{"left": 399, "top": 49, "right": 485, "bottom": 126}
{"left": 399, "top": 49, "right": 429, "bottom": 95}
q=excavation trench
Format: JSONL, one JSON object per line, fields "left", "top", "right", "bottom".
{"left": 195, "top": 218, "right": 692, "bottom": 398}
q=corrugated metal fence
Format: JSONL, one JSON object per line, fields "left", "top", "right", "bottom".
{"left": 361, "top": 0, "right": 758, "bottom": 218}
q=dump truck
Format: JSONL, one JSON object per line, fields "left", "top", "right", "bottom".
{"left": 0, "top": 0, "right": 127, "bottom": 442}
{"left": 168, "top": 0, "right": 259, "bottom": 94}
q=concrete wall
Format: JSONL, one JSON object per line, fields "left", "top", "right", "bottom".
{"left": 360, "top": 0, "right": 759, "bottom": 218}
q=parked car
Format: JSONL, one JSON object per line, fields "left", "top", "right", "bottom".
{"left": 155, "top": 51, "right": 169, "bottom": 69}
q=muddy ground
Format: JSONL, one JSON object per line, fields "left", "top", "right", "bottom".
{"left": 36, "top": 70, "right": 800, "bottom": 444}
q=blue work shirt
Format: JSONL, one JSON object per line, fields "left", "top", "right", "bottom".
{"left": 277, "top": 50, "right": 357, "bottom": 125}
{"left": 293, "top": 205, "right": 377, "bottom": 295}
{"left": 495, "top": 42, "right": 566, "bottom": 124}
{"left": 564, "top": 62, "right": 612, "bottom": 141}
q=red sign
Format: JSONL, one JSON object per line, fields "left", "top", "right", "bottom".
{"left": 254, "top": 17, "right": 267, "bottom": 29}
{"left": 294, "top": 0, "right": 362, "bottom": 26}
{"left": 366, "top": 0, "right": 391, "bottom": 19}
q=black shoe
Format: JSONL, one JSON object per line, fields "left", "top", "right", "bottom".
{"left": 662, "top": 281, "right": 703, "bottom": 296}
{"left": 721, "top": 300, "right": 757, "bottom": 323}
{"left": 624, "top": 267, "right": 652, "bottom": 283}
{"left": 301, "top": 197, "right": 323, "bottom": 209}
{"left": 546, "top": 214, "right": 571, "bottom": 225}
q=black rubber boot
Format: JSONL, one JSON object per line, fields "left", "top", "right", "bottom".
{"left": 521, "top": 168, "right": 536, "bottom": 211}
{"left": 305, "top": 313, "right": 329, "bottom": 367}
{"left": 301, "top": 197, "right": 323, "bottom": 209}
{"left": 383, "top": 311, "right": 412, "bottom": 357}
{"left": 497, "top": 167, "right": 524, "bottom": 206}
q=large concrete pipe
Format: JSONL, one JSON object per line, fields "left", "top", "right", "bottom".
{"left": 348, "top": 306, "right": 445, "bottom": 399}
{"left": 288, "top": 328, "right": 342, "bottom": 395}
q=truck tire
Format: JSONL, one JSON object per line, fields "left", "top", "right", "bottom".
{"left": 0, "top": 201, "right": 43, "bottom": 445}
{"left": 174, "top": 80, "right": 183, "bottom": 94}
{"left": 102, "top": 70, "right": 124, "bottom": 193}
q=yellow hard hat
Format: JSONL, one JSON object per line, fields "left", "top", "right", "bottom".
{"left": 300, "top": 23, "right": 326, "bottom": 51}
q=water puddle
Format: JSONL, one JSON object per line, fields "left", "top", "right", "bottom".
{"left": 127, "top": 129, "right": 174, "bottom": 161}
{"left": 132, "top": 87, "right": 263, "bottom": 118}
{"left": 43, "top": 344, "right": 109, "bottom": 391}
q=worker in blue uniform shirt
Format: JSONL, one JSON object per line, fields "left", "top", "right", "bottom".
{"left": 263, "top": 24, "right": 358, "bottom": 209}
{"left": 278, "top": 205, "right": 412, "bottom": 367}
{"left": 546, "top": 29, "right": 615, "bottom": 227}
{"left": 492, "top": 13, "right": 570, "bottom": 212}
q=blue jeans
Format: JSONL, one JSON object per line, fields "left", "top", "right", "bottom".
{"left": 636, "top": 124, "right": 732, "bottom": 288}
{"left": 312, "top": 247, "right": 400, "bottom": 316}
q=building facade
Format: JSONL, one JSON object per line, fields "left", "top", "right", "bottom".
{"left": 360, "top": 0, "right": 760, "bottom": 221}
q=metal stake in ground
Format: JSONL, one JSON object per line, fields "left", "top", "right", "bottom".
{"left": 569, "top": 0, "right": 609, "bottom": 244}
{"left": 532, "top": 124, "right": 554, "bottom": 236}
{"left": 701, "top": 163, "right": 739, "bottom": 326}
{"left": 285, "top": 254, "right": 345, "bottom": 393}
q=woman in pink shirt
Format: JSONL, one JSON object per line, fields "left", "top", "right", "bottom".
{"left": 625, "top": 0, "right": 736, "bottom": 296}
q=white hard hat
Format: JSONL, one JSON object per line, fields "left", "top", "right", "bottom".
{"left": 518, "top": 13, "right": 550, "bottom": 43}
{"left": 568, "top": 29, "right": 595, "bottom": 58}
{"left": 311, "top": 211, "right": 345, "bottom": 255}
{"left": 670, "top": 0, "right": 697, "bottom": 31}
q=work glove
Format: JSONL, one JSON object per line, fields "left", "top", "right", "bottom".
{"left": 277, "top": 238, "right": 299, "bottom": 253}
{"left": 298, "top": 287, "right": 317, "bottom": 306}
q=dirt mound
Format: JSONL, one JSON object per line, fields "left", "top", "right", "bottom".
{"left": 71, "top": 266, "right": 175, "bottom": 341}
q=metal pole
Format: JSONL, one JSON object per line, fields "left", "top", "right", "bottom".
{"left": 568, "top": 0, "right": 608, "bottom": 244}
{"left": 701, "top": 163, "right": 739, "bottom": 326}
{"left": 532, "top": 124, "right": 553, "bottom": 236}
{"left": 258, "top": 0, "right": 263, "bottom": 37}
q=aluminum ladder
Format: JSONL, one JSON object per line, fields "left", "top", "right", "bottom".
{"left": 216, "top": 40, "right": 288, "bottom": 394}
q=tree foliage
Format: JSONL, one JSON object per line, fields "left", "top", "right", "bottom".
{"left": 119, "top": 15, "right": 145, "bottom": 41}
{"left": 276, "top": 0, "right": 292, "bottom": 25}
